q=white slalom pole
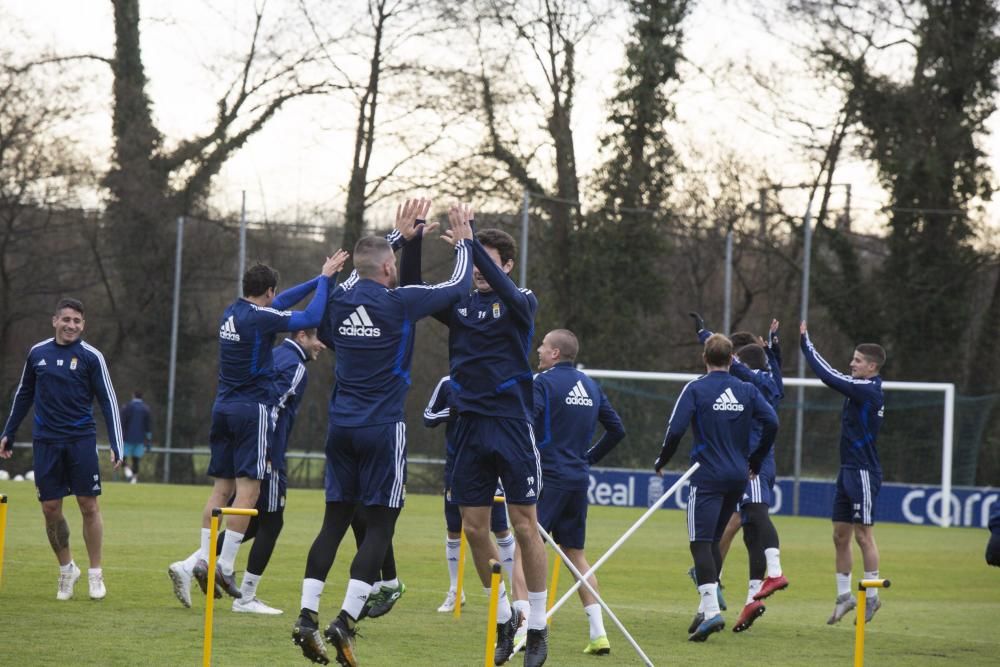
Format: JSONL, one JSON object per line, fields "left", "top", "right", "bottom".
{"left": 512, "top": 462, "right": 700, "bottom": 654}
{"left": 537, "top": 525, "right": 654, "bottom": 667}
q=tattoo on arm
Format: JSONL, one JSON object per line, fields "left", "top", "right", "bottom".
{"left": 46, "top": 518, "right": 70, "bottom": 552}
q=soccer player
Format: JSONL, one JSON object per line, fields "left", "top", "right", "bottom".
{"left": 423, "top": 375, "right": 517, "bottom": 613}
{"left": 170, "top": 251, "right": 346, "bottom": 607}
{"left": 532, "top": 329, "right": 625, "bottom": 655}
{"left": 292, "top": 200, "right": 473, "bottom": 667}
{"left": 654, "top": 333, "right": 778, "bottom": 641}
{"left": 431, "top": 222, "right": 549, "bottom": 667}
{"left": 1, "top": 297, "right": 123, "bottom": 600}
{"left": 799, "top": 322, "right": 887, "bottom": 625}
{"left": 120, "top": 390, "right": 152, "bottom": 483}
{"left": 689, "top": 315, "right": 788, "bottom": 632}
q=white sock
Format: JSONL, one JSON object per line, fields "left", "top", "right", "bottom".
{"left": 496, "top": 533, "right": 516, "bottom": 583}
{"left": 836, "top": 572, "right": 851, "bottom": 597}
{"left": 380, "top": 578, "right": 399, "bottom": 589}
{"left": 182, "top": 549, "right": 201, "bottom": 573}
{"left": 864, "top": 570, "right": 879, "bottom": 599}
{"left": 341, "top": 579, "right": 372, "bottom": 621}
{"left": 241, "top": 572, "right": 261, "bottom": 599}
{"left": 584, "top": 603, "right": 605, "bottom": 640}
{"left": 199, "top": 528, "right": 212, "bottom": 561}
{"left": 698, "top": 583, "right": 720, "bottom": 619}
{"left": 485, "top": 584, "right": 513, "bottom": 623}
{"left": 60, "top": 561, "right": 76, "bottom": 574}
{"left": 88, "top": 567, "right": 102, "bottom": 577}
{"left": 446, "top": 538, "right": 461, "bottom": 590}
{"left": 527, "top": 590, "right": 547, "bottom": 630}
{"left": 301, "top": 577, "right": 325, "bottom": 613}
{"left": 747, "top": 579, "right": 762, "bottom": 604}
{"left": 513, "top": 598, "right": 530, "bottom": 618}
{"left": 764, "top": 548, "right": 782, "bottom": 577}
{"left": 217, "top": 530, "right": 244, "bottom": 575}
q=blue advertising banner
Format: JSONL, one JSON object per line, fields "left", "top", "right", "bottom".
{"left": 588, "top": 467, "right": 997, "bottom": 528}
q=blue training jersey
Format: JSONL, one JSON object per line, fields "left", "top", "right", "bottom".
{"left": 320, "top": 240, "right": 472, "bottom": 427}
{"left": 215, "top": 275, "right": 329, "bottom": 406}
{"left": 659, "top": 370, "right": 778, "bottom": 486}
{"left": 532, "top": 362, "right": 625, "bottom": 490}
{"left": 436, "top": 239, "right": 538, "bottom": 421}
{"left": 121, "top": 398, "right": 152, "bottom": 444}
{"left": 800, "top": 332, "right": 883, "bottom": 474}
{"left": 2, "top": 338, "right": 123, "bottom": 461}
{"left": 423, "top": 375, "right": 458, "bottom": 472}
{"left": 270, "top": 339, "right": 310, "bottom": 473}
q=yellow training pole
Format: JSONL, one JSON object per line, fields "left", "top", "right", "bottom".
{"left": 202, "top": 507, "right": 258, "bottom": 667}
{"left": 455, "top": 528, "right": 467, "bottom": 619}
{"left": 853, "top": 578, "right": 891, "bottom": 667}
{"left": 484, "top": 559, "right": 503, "bottom": 667}
{"left": 546, "top": 555, "right": 560, "bottom": 626}
{"left": 0, "top": 494, "right": 8, "bottom": 587}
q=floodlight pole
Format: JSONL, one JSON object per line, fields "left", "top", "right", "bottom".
{"left": 520, "top": 189, "right": 529, "bottom": 288}
{"left": 723, "top": 231, "right": 733, "bottom": 333}
{"left": 238, "top": 190, "right": 247, "bottom": 297}
{"left": 164, "top": 215, "right": 184, "bottom": 483}
{"left": 793, "top": 201, "right": 814, "bottom": 515}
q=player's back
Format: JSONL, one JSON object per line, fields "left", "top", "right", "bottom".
{"left": 447, "top": 288, "right": 537, "bottom": 420}
{"left": 327, "top": 280, "right": 415, "bottom": 427}
{"left": 271, "top": 339, "right": 309, "bottom": 469}
{"left": 216, "top": 299, "right": 290, "bottom": 405}
{"left": 684, "top": 371, "right": 765, "bottom": 486}
{"left": 534, "top": 363, "right": 602, "bottom": 489}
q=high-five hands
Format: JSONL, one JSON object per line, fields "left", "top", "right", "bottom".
{"left": 441, "top": 203, "right": 474, "bottom": 246}
{"left": 322, "top": 250, "right": 350, "bottom": 277}
{"left": 395, "top": 198, "right": 437, "bottom": 240}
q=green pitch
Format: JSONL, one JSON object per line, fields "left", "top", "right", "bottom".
{"left": 0, "top": 482, "right": 997, "bottom": 666}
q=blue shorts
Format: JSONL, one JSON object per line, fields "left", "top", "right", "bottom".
{"left": 32, "top": 438, "right": 102, "bottom": 501}
{"left": 449, "top": 414, "right": 540, "bottom": 506}
{"left": 687, "top": 481, "right": 744, "bottom": 542}
{"left": 739, "top": 472, "right": 776, "bottom": 523}
{"left": 832, "top": 468, "right": 881, "bottom": 525}
{"left": 259, "top": 465, "right": 288, "bottom": 513}
{"left": 123, "top": 442, "right": 146, "bottom": 458}
{"left": 324, "top": 421, "right": 406, "bottom": 508}
{"left": 537, "top": 487, "right": 588, "bottom": 549}
{"left": 208, "top": 402, "right": 271, "bottom": 480}
{"left": 444, "top": 489, "right": 509, "bottom": 533}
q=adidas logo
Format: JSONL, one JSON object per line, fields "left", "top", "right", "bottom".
{"left": 712, "top": 387, "right": 744, "bottom": 412}
{"left": 526, "top": 488, "right": 536, "bottom": 498}
{"left": 37, "top": 359, "right": 47, "bottom": 367}
{"left": 565, "top": 380, "right": 594, "bottom": 406}
{"left": 339, "top": 305, "right": 381, "bottom": 337}
{"left": 219, "top": 315, "right": 241, "bottom": 342}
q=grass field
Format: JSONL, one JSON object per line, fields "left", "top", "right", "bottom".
{"left": 0, "top": 481, "right": 997, "bottom": 666}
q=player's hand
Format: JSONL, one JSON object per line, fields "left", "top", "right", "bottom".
{"left": 322, "top": 249, "right": 350, "bottom": 277}
{"left": 770, "top": 319, "right": 780, "bottom": 337}
{"left": 653, "top": 448, "right": 670, "bottom": 476}
{"left": 0, "top": 435, "right": 11, "bottom": 459}
{"left": 395, "top": 198, "right": 433, "bottom": 240}
{"left": 442, "top": 203, "right": 474, "bottom": 245}
{"left": 111, "top": 453, "right": 122, "bottom": 469}
{"left": 987, "top": 533, "right": 1000, "bottom": 567}
{"left": 689, "top": 311, "right": 706, "bottom": 333}
{"left": 799, "top": 321, "right": 807, "bottom": 335}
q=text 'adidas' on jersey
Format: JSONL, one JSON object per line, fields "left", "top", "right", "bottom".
{"left": 216, "top": 299, "right": 293, "bottom": 405}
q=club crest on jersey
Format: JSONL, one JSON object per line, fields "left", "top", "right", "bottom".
{"left": 492, "top": 302, "right": 501, "bottom": 319}
{"left": 458, "top": 308, "right": 468, "bottom": 317}
{"left": 712, "top": 387, "right": 744, "bottom": 412}
{"left": 70, "top": 357, "right": 78, "bottom": 370}
{"left": 219, "top": 315, "right": 241, "bottom": 341}
{"left": 565, "top": 380, "right": 594, "bottom": 406}
{"left": 339, "top": 305, "right": 381, "bottom": 337}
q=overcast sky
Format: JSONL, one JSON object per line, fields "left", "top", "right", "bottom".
{"left": 5, "top": 1, "right": 998, "bottom": 233}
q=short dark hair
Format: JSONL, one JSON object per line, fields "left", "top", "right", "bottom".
{"left": 291, "top": 328, "right": 318, "bottom": 340}
{"left": 353, "top": 236, "right": 393, "bottom": 279}
{"left": 133, "top": 390, "right": 143, "bottom": 399}
{"left": 704, "top": 333, "right": 733, "bottom": 367}
{"left": 54, "top": 298, "right": 85, "bottom": 316}
{"left": 856, "top": 343, "right": 886, "bottom": 370}
{"left": 736, "top": 343, "right": 767, "bottom": 371}
{"left": 476, "top": 229, "right": 517, "bottom": 266}
{"left": 730, "top": 331, "right": 756, "bottom": 349}
{"left": 243, "top": 263, "right": 279, "bottom": 298}
{"left": 547, "top": 329, "right": 579, "bottom": 362}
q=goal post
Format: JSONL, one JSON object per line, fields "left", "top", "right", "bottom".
{"left": 581, "top": 368, "right": 957, "bottom": 527}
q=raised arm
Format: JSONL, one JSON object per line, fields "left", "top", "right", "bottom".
{"left": 287, "top": 251, "right": 348, "bottom": 330}
{"left": 272, "top": 276, "right": 320, "bottom": 310}
{"left": 799, "top": 323, "right": 874, "bottom": 402}
{"left": 396, "top": 198, "right": 437, "bottom": 287}
{"left": 586, "top": 388, "right": 626, "bottom": 465}
{"left": 400, "top": 207, "right": 474, "bottom": 320}
{"left": 469, "top": 238, "right": 536, "bottom": 325}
